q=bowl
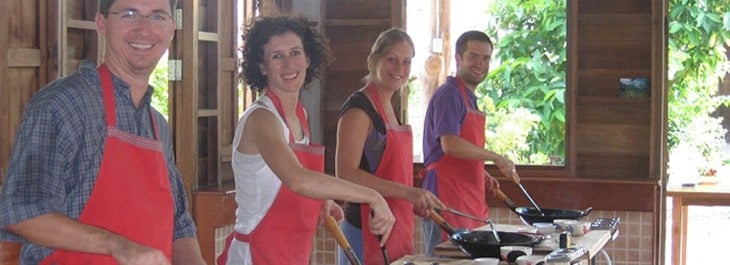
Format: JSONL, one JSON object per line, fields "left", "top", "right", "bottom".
{"left": 473, "top": 257, "right": 500, "bottom": 265}
{"left": 532, "top": 222, "right": 556, "bottom": 234}
{"left": 553, "top": 219, "right": 578, "bottom": 232}
{"left": 500, "top": 245, "right": 533, "bottom": 262}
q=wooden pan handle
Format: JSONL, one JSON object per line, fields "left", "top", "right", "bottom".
{"left": 324, "top": 215, "right": 352, "bottom": 249}
{"left": 429, "top": 211, "right": 456, "bottom": 235}
{"left": 494, "top": 187, "right": 518, "bottom": 210}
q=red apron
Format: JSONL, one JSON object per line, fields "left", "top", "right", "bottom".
{"left": 40, "top": 65, "right": 174, "bottom": 264}
{"left": 359, "top": 84, "right": 414, "bottom": 265}
{"left": 217, "top": 91, "right": 323, "bottom": 265}
{"left": 428, "top": 78, "right": 489, "bottom": 240}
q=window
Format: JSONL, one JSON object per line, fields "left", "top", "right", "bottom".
{"left": 406, "top": 0, "right": 566, "bottom": 166}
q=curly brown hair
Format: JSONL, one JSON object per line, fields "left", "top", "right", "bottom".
{"left": 239, "top": 16, "right": 333, "bottom": 92}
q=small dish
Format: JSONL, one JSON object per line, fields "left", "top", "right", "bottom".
{"left": 516, "top": 255, "right": 546, "bottom": 265}
{"left": 500, "top": 246, "right": 533, "bottom": 262}
{"left": 473, "top": 257, "right": 500, "bottom": 265}
{"left": 532, "top": 222, "right": 556, "bottom": 234}
{"left": 553, "top": 219, "right": 577, "bottom": 232}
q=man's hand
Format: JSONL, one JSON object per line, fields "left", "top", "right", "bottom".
{"left": 111, "top": 239, "right": 170, "bottom": 265}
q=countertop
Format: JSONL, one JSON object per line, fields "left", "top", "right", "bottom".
{"left": 391, "top": 224, "right": 612, "bottom": 265}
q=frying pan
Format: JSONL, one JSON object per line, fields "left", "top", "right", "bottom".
{"left": 495, "top": 188, "right": 592, "bottom": 225}
{"left": 428, "top": 211, "right": 541, "bottom": 259}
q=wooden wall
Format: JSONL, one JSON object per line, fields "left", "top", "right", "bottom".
{"left": 571, "top": 0, "right": 660, "bottom": 180}
{"left": 1, "top": 0, "right": 47, "bottom": 179}
{"left": 321, "top": 0, "right": 406, "bottom": 173}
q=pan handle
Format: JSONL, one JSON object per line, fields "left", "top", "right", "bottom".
{"left": 324, "top": 215, "right": 351, "bottom": 249}
{"left": 429, "top": 211, "right": 456, "bottom": 236}
{"left": 494, "top": 188, "right": 518, "bottom": 210}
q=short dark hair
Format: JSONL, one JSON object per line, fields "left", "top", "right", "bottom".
{"left": 455, "top": 31, "right": 493, "bottom": 57}
{"left": 99, "top": 0, "right": 177, "bottom": 15}
{"left": 240, "top": 16, "right": 333, "bottom": 92}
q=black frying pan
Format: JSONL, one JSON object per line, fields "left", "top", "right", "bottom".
{"left": 495, "top": 188, "right": 592, "bottom": 225}
{"left": 428, "top": 211, "right": 541, "bottom": 258}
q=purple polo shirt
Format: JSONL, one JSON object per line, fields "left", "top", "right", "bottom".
{"left": 421, "top": 76, "right": 479, "bottom": 194}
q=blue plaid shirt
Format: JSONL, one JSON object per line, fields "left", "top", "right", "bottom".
{"left": 0, "top": 60, "right": 197, "bottom": 264}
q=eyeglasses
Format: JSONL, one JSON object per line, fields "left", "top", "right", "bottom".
{"left": 108, "top": 10, "right": 174, "bottom": 26}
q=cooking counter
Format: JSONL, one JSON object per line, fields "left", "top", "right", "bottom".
{"left": 391, "top": 224, "right": 613, "bottom": 265}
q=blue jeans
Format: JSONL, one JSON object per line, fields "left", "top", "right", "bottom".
{"left": 337, "top": 221, "right": 364, "bottom": 265}
{"left": 421, "top": 218, "right": 444, "bottom": 256}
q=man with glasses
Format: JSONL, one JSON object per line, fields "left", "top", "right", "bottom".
{"left": 0, "top": 0, "right": 205, "bottom": 264}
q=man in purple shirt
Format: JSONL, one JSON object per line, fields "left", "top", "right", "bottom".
{"left": 421, "top": 31, "right": 519, "bottom": 256}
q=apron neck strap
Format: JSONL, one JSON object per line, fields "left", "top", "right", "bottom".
{"left": 455, "top": 77, "right": 475, "bottom": 110}
{"left": 97, "top": 64, "right": 160, "bottom": 139}
{"left": 366, "top": 83, "right": 390, "bottom": 124}
{"left": 265, "top": 90, "right": 310, "bottom": 142}
{"left": 98, "top": 64, "right": 116, "bottom": 127}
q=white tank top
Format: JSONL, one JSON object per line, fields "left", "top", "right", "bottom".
{"left": 226, "top": 96, "right": 309, "bottom": 265}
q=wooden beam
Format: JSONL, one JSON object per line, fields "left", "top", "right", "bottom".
{"left": 6, "top": 48, "right": 42, "bottom": 67}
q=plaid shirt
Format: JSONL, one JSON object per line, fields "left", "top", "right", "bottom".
{"left": 0, "top": 60, "right": 197, "bottom": 264}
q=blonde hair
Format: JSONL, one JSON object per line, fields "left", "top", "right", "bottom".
{"left": 363, "top": 28, "right": 414, "bottom": 83}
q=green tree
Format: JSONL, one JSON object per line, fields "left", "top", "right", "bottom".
{"left": 478, "top": 0, "right": 567, "bottom": 164}
{"left": 668, "top": 0, "right": 730, "bottom": 149}
{"left": 150, "top": 58, "right": 170, "bottom": 120}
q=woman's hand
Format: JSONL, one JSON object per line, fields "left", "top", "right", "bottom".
{"left": 367, "top": 195, "right": 395, "bottom": 246}
{"left": 320, "top": 199, "right": 345, "bottom": 224}
{"left": 407, "top": 187, "right": 445, "bottom": 218}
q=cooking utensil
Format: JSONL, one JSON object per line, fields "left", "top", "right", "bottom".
{"left": 494, "top": 187, "right": 592, "bottom": 225}
{"left": 450, "top": 230, "right": 542, "bottom": 259}
{"left": 428, "top": 210, "right": 457, "bottom": 235}
{"left": 510, "top": 170, "right": 544, "bottom": 216}
{"left": 429, "top": 210, "right": 501, "bottom": 244}
{"left": 438, "top": 207, "right": 489, "bottom": 224}
{"left": 428, "top": 211, "right": 542, "bottom": 258}
{"left": 377, "top": 234, "right": 389, "bottom": 264}
{"left": 370, "top": 211, "right": 389, "bottom": 264}
{"left": 324, "top": 215, "right": 362, "bottom": 265}
{"left": 514, "top": 207, "right": 592, "bottom": 225}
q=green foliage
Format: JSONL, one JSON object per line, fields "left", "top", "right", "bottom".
{"left": 478, "top": 0, "right": 567, "bottom": 164}
{"left": 668, "top": 0, "right": 730, "bottom": 164}
{"left": 149, "top": 59, "right": 170, "bottom": 120}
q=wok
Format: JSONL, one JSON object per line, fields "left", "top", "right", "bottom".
{"left": 428, "top": 211, "right": 541, "bottom": 259}
{"left": 450, "top": 230, "right": 542, "bottom": 259}
{"left": 495, "top": 188, "right": 592, "bottom": 225}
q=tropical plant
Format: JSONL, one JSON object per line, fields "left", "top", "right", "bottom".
{"left": 667, "top": 0, "right": 730, "bottom": 165}
{"left": 479, "top": 0, "right": 567, "bottom": 164}
{"left": 149, "top": 57, "right": 170, "bottom": 120}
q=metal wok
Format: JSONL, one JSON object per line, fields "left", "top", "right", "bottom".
{"left": 450, "top": 230, "right": 542, "bottom": 259}
{"left": 514, "top": 206, "right": 592, "bottom": 225}
{"left": 495, "top": 188, "right": 592, "bottom": 225}
{"left": 428, "top": 211, "right": 542, "bottom": 259}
